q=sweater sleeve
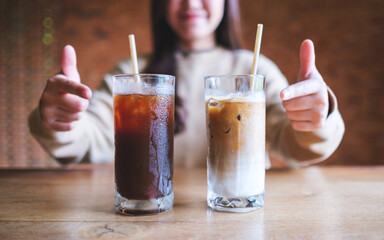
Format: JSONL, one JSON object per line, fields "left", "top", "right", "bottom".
{"left": 28, "top": 58, "right": 143, "bottom": 165}
{"left": 259, "top": 55, "right": 345, "bottom": 168}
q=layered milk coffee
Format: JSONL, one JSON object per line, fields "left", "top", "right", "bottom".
{"left": 206, "top": 92, "right": 265, "bottom": 198}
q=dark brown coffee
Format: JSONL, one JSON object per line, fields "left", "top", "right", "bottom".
{"left": 114, "top": 93, "right": 174, "bottom": 200}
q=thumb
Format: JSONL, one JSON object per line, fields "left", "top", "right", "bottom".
{"left": 298, "top": 39, "right": 319, "bottom": 82}
{"left": 61, "top": 45, "right": 80, "bottom": 82}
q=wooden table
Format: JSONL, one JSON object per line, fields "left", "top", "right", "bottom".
{"left": 0, "top": 165, "right": 383, "bottom": 239}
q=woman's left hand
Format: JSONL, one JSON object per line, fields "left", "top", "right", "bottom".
{"left": 280, "top": 39, "right": 329, "bottom": 132}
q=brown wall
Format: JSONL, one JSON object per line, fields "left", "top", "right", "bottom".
{"left": 0, "top": 0, "right": 383, "bottom": 167}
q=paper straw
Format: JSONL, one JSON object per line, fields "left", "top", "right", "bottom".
{"left": 128, "top": 34, "right": 140, "bottom": 82}
{"left": 251, "top": 24, "right": 263, "bottom": 75}
{"left": 251, "top": 24, "right": 263, "bottom": 91}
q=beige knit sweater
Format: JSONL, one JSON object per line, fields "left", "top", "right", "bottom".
{"left": 29, "top": 47, "right": 344, "bottom": 168}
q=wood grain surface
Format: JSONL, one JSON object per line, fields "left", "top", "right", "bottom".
{"left": 0, "top": 165, "right": 383, "bottom": 239}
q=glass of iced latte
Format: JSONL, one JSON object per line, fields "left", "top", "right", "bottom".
{"left": 205, "top": 75, "right": 266, "bottom": 212}
{"left": 113, "top": 74, "right": 175, "bottom": 215}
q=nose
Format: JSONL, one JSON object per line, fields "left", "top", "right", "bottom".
{"left": 183, "top": 0, "right": 203, "bottom": 9}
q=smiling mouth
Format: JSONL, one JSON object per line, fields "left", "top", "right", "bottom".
{"left": 179, "top": 11, "right": 206, "bottom": 21}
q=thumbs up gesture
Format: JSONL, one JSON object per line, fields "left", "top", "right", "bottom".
{"left": 280, "top": 40, "right": 329, "bottom": 132}
{"left": 40, "top": 45, "right": 92, "bottom": 131}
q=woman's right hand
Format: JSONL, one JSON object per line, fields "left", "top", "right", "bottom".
{"left": 40, "top": 45, "right": 92, "bottom": 131}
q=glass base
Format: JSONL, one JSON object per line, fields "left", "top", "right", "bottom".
{"left": 115, "top": 191, "right": 173, "bottom": 215}
{"left": 207, "top": 190, "right": 264, "bottom": 213}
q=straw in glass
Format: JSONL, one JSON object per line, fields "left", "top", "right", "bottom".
{"left": 128, "top": 34, "right": 140, "bottom": 82}
{"left": 250, "top": 24, "right": 263, "bottom": 91}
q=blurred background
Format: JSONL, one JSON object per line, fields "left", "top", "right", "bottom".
{"left": 0, "top": 0, "right": 383, "bottom": 167}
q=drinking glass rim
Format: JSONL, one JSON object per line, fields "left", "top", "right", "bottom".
{"left": 204, "top": 74, "right": 266, "bottom": 80}
{"left": 113, "top": 73, "right": 175, "bottom": 79}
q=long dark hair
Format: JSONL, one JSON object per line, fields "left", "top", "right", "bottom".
{"left": 145, "top": 0, "right": 243, "bottom": 133}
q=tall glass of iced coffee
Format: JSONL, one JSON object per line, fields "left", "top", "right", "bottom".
{"left": 205, "top": 75, "right": 266, "bottom": 212}
{"left": 113, "top": 74, "right": 175, "bottom": 215}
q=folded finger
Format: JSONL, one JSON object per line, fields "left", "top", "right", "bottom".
{"left": 48, "top": 75, "right": 92, "bottom": 99}
{"left": 53, "top": 108, "right": 82, "bottom": 122}
{"left": 281, "top": 78, "right": 325, "bottom": 101}
{"left": 285, "top": 110, "right": 313, "bottom": 121}
{"left": 57, "top": 94, "right": 89, "bottom": 113}
{"left": 43, "top": 119, "right": 76, "bottom": 131}
{"left": 290, "top": 120, "right": 315, "bottom": 132}
{"left": 283, "top": 94, "right": 315, "bottom": 111}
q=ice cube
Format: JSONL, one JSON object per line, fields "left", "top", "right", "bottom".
{"left": 208, "top": 98, "right": 222, "bottom": 108}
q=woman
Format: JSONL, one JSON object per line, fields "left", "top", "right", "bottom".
{"left": 28, "top": 0, "right": 344, "bottom": 168}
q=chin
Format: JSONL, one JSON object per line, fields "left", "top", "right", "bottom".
{"left": 178, "top": 28, "right": 211, "bottom": 42}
